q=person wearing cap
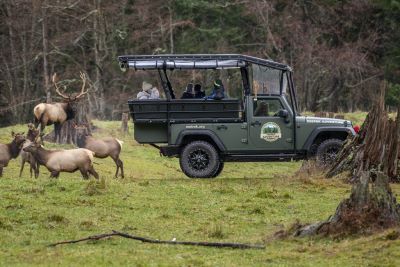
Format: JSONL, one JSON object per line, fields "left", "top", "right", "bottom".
{"left": 205, "top": 79, "right": 225, "bottom": 100}
{"left": 137, "top": 81, "right": 160, "bottom": 100}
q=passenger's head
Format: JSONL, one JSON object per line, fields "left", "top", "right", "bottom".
{"left": 194, "top": 84, "right": 202, "bottom": 92}
{"left": 186, "top": 83, "right": 194, "bottom": 93}
{"left": 142, "top": 81, "right": 152, "bottom": 93}
{"left": 214, "top": 79, "right": 223, "bottom": 88}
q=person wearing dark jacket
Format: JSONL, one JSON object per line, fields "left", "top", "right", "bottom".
{"left": 194, "top": 84, "right": 205, "bottom": 98}
{"left": 205, "top": 79, "right": 225, "bottom": 100}
{"left": 181, "top": 83, "right": 194, "bottom": 99}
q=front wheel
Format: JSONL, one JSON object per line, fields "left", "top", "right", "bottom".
{"left": 180, "top": 141, "right": 220, "bottom": 178}
{"left": 316, "top": 139, "right": 343, "bottom": 165}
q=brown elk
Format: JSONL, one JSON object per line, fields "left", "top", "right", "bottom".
{"left": 33, "top": 72, "right": 89, "bottom": 143}
{"left": 75, "top": 125, "right": 124, "bottom": 178}
{"left": 19, "top": 124, "right": 40, "bottom": 178}
{"left": 23, "top": 142, "right": 99, "bottom": 179}
{"left": 0, "top": 132, "right": 26, "bottom": 177}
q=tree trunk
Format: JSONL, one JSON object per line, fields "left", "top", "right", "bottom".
{"left": 93, "top": 0, "right": 105, "bottom": 118}
{"left": 41, "top": 0, "right": 51, "bottom": 103}
{"left": 120, "top": 112, "right": 129, "bottom": 135}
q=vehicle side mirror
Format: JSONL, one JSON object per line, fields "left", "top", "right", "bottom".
{"left": 278, "top": 109, "right": 290, "bottom": 123}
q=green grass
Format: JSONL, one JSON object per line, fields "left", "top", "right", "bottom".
{"left": 1, "top": 118, "right": 400, "bottom": 266}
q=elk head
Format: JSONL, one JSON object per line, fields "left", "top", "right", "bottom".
{"left": 11, "top": 131, "right": 26, "bottom": 149}
{"left": 27, "top": 123, "right": 39, "bottom": 142}
{"left": 52, "top": 72, "right": 89, "bottom": 118}
{"left": 23, "top": 142, "right": 41, "bottom": 153}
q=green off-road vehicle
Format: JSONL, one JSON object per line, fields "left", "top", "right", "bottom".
{"left": 118, "top": 54, "right": 356, "bottom": 178}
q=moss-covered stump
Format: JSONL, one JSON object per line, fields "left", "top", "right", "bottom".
{"left": 295, "top": 171, "right": 400, "bottom": 236}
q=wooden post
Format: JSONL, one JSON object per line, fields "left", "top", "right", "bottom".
{"left": 121, "top": 112, "right": 129, "bottom": 134}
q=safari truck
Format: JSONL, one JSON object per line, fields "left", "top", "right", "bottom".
{"left": 118, "top": 54, "right": 356, "bottom": 178}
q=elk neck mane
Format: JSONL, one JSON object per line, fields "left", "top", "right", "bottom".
{"left": 61, "top": 101, "right": 76, "bottom": 120}
{"left": 29, "top": 146, "right": 53, "bottom": 165}
{"left": 7, "top": 139, "right": 23, "bottom": 159}
{"left": 27, "top": 129, "right": 39, "bottom": 142}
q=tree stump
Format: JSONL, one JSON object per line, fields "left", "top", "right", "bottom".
{"left": 295, "top": 170, "right": 400, "bottom": 237}
{"left": 293, "top": 84, "right": 400, "bottom": 237}
{"left": 121, "top": 112, "right": 129, "bottom": 135}
{"left": 327, "top": 86, "right": 400, "bottom": 182}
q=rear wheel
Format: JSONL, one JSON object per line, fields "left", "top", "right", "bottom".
{"left": 180, "top": 141, "right": 220, "bottom": 178}
{"left": 316, "top": 138, "right": 343, "bottom": 165}
{"left": 212, "top": 161, "right": 224, "bottom": 178}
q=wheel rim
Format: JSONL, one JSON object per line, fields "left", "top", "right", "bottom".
{"left": 188, "top": 149, "right": 210, "bottom": 171}
{"left": 322, "top": 145, "right": 340, "bottom": 163}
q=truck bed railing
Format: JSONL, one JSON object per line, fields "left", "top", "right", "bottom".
{"left": 128, "top": 99, "right": 243, "bottom": 123}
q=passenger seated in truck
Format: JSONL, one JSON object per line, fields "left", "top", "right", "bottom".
{"left": 205, "top": 79, "right": 225, "bottom": 100}
{"left": 150, "top": 87, "right": 160, "bottom": 99}
{"left": 254, "top": 101, "right": 269, "bottom": 116}
{"left": 181, "top": 83, "right": 194, "bottom": 99}
{"left": 137, "top": 81, "right": 160, "bottom": 100}
{"left": 194, "top": 84, "right": 205, "bottom": 98}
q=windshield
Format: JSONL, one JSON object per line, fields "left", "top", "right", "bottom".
{"left": 251, "top": 64, "right": 286, "bottom": 95}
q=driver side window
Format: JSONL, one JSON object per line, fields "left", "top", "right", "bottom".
{"left": 253, "top": 99, "right": 283, "bottom": 117}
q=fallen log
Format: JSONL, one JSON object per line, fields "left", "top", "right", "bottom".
{"left": 48, "top": 230, "right": 265, "bottom": 250}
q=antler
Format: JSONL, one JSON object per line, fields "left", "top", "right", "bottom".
{"left": 52, "top": 73, "right": 69, "bottom": 100}
{"left": 75, "top": 72, "right": 89, "bottom": 99}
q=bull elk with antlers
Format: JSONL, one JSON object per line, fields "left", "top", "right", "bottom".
{"left": 33, "top": 72, "right": 89, "bottom": 143}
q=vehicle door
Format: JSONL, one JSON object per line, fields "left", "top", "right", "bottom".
{"left": 247, "top": 96, "right": 294, "bottom": 152}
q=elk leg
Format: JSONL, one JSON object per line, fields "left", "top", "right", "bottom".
{"left": 0, "top": 167, "right": 3, "bottom": 177}
{"left": 34, "top": 163, "right": 40, "bottom": 179}
{"left": 88, "top": 166, "right": 99, "bottom": 180}
{"left": 80, "top": 169, "right": 89, "bottom": 179}
{"left": 118, "top": 159, "right": 124, "bottom": 178}
{"left": 19, "top": 159, "right": 25, "bottom": 178}
{"left": 50, "top": 170, "right": 59, "bottom": 178}
{"left": 29, "top": 162, "right": 36, "bottom": 179}
{"left": 34, "top": 117, "right": 40, "bottom": 129}
{"left": 112, "top": 157, "right": 124, "bottom": 178}
{"left": 112, "top": 157, "right": 119, "bottom": 178}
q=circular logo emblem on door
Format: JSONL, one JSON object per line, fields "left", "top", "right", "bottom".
{"left": 260, "top": 122, "right": 282, "bottom": 142}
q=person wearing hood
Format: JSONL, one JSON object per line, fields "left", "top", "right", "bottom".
{"left": 205, "top": 79, "right": 225, "bottom": 100}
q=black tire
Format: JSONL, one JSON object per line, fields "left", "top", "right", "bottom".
{"left": 179, "top": 141, "right": 220, "bottom": 178}
{"left": 212, "top": 161, "right": 224, "bottom": 178}
{"left": 316, "top": 138, "right": 343, "bottom": 165}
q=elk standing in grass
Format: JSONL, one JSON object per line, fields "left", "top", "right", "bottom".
{"left": 0, "top": 132, "right": 26, "bottom": 177}
{"left": 75, "top": 125, "right": 124, "bottom": 178}
{"left": 33, "top": 72, "right": 89, "bottom": 143}
{"left": 19, "top": 123, "right": 40, "bottom": 178}
{"left": 23, "top": 142, "right": 99, "bottom": 179}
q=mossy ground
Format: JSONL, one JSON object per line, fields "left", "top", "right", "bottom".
{"left": 0, "top": 116, "right": 399, "bottom": 266}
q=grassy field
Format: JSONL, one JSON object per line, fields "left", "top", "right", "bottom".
{"left": 1, "top": 116, "right": 400, "bottom": 266}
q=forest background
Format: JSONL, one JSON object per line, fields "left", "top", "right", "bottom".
{"left": 1, "top": 0, "right": 399, "bottom": 126}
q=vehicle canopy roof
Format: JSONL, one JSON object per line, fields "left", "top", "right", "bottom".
{"left": 118, "top": 54, "right": 292, "bottom": 72}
